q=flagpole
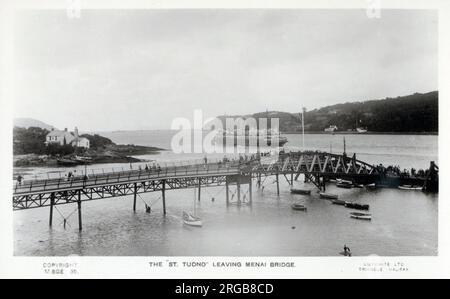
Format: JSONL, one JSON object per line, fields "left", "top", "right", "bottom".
{"left": 301, "top": 107, "right": 305, "bottom": 150}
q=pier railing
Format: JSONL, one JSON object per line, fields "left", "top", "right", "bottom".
{"left": 13, "top": 160, "right": 246, "bottom": 195}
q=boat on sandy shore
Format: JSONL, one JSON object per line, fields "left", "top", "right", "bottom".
{"left": 398, "top": 185, "right": 423, "bottom": 191}
{"left": 350, "top": 212, "right": 372, "bottom": 220}
{"left": 291, "top": 203, "right": 307, "bottom": 211}
{"left": 319, "top": 192, "right": 338, "bottom": 200}
{"left": 345, "top": 202, "right": 369, "bottom": 210}
{"left": 290, "top": 188, "right": 311, "bottom": 195}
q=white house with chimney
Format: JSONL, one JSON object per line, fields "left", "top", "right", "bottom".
{"left": 45, "top": 127, "right": 90, "bottom": 149}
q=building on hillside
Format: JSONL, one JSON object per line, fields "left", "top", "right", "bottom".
{"left": 45, "top": 127, "right": 90, "bottom": 149}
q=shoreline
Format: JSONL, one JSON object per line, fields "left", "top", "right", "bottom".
{"left": 282, "top": 131, "right": 438, "bottom": 135}
{"left": 13, "top": 144, "right": 166, "bottom": 168}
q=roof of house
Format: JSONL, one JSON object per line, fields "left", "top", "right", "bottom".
{"left": 47, "top": 130, "right": 75, "bottom": 138}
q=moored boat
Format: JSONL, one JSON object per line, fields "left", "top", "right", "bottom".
{"left": 290, "top": 188, "right": 311, "bottom": 195}
{"left": 331, "top": 199, "right": 346, "bottom": 205}
{"left": 350, "top": 212, "right": 372, "bottom": 220}
{"left": 336, "top": 179, "right": 353, "bottom": 189}
{"left": 56, "top": 158, "right": 79, "bottom": 166}
{"left": 319, "top": 192, "right": 338, "bottom": 200}
{"left": 339, "top": 250, "right": 352, "bottom": 256}
{"left": 183, "top": 189, "right": 202, "bottom": 227}
{"left": 183, "top": 211, "right": 202, "bottom": 227}
{"left": 291, "top": 203, "right": 307, "bottom": 211}
{"left": 336, "top": 182, "right": 353, "bottom": 189}
{"left": 73, "top": 155, "right": 93, "bottom": 164}
{"left": 345, "top": 202, "right": 369, "bottom": 210}
{"left": 398, "top": 185, "right": 423, "bottom": 191}
{"left": 365, "top": 183, "right": 376, "bottom": 189}
{"left": 337, "top": 179, "right": 353, "bottom": 185}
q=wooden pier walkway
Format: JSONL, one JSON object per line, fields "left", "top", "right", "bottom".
{"left": 13, "top": 151, "right": 436, "bottom": 230}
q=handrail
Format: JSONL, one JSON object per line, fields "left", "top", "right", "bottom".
{"left": 13, "top": 163, "right": 244, "bottom": 195}
{"left": 15, "top": 153, "right": 374, "bottom": 194}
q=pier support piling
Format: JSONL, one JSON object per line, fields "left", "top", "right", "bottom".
{"left": 276, "top": 172, "right": 280, "bottom": 196}
{"left": 162, "top": 180, "right": 166, "bottom": 215}
{"left": 49, "top": 192, "right": 55, "bottom": 227}
{"left": 77, "top": 190, "right": 82, "bottom": 231}
{"left": 237, "top": 181, "right": 241, "bottom": 204}
{"left": 225, "top": 180, "right": 229, "bottom": 205}
{"left": 133, "top": 182, "right": 137, "bottom": 212}
{"left": 290, "top": 172, "right": 294, "bottom": 186}
{"left": 198, "top": 178, "right": 201, "bottom": 202}
{"left": 249, "top": 176, "right": 252, "bottom": 204}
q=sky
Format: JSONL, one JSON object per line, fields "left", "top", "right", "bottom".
{"left": 13, "top": 9, "right": 437, "bottom": 131}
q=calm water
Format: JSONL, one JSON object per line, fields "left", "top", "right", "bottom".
{"left": 14, "top": 132, "right": 438, "bottom": 256}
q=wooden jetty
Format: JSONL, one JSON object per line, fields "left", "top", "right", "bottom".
{"left": 12, "top": 151, "right": 438, "bottom": 231}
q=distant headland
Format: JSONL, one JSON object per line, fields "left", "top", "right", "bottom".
{"left": 217, "top": 91, "right": 438, "bottom": 134}
{"left": 13, "top": 125, "right": 164, "bottom": 167}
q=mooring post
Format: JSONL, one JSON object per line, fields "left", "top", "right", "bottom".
{"left": 249, "top": 175, "right": 252, "bottom": 204}
{"left": 162, "top": 179, "right": 166, "bottom": 215}
{"left": 49, "top": 192, "right": 55, "bottom": 227}
{"left": 225, "top": 179, "right": 229, "bottom": 205}
{"left": 77, "top": 190, "right": 82, "bottom": 231}
{"left": 133, "top": 182, "right": 137, "bottom": 212}
{"left": 257, "top": 173, "right": 261, "bottom": 188}
{"left": 237, "top": 180, "right": 241, "bottom": 204}
{"left": 198, "top": 178, "right": 201, "bottom": 202}
{"left": 276, "top": 172, "right": 280, "bottom": 196}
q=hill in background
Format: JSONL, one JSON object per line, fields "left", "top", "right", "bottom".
{"left": 217, "top": 91, "right": 438, "bottom": 133}
{"left": 13, "top": 118, "right": 55, "bottom": 130}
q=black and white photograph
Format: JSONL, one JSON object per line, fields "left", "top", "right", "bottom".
{"left": 0, "top": 0, "right": 449, "bottom": 280}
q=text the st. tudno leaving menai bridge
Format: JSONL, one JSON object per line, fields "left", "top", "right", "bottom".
{"left": 12, "top": 151, "right": 438, "bottom": 231}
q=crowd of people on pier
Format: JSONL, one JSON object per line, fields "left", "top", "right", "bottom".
{"left": 374, "top": 163, "right": 432, "bottom": 179}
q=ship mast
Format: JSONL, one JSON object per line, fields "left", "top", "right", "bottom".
{"left": 343, "top": 136, "right": 346, "bottom": 155}
{"left": 301, "top": 107, "right": 305, "bottom": 150}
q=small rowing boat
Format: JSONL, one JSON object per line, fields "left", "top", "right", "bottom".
{"left": 398, "top": 185, "right": 423, "bottom": 191}
{"left": 319, "top": 192, "right": 338, "bottom": 200}
{"left": 337, "top": 179, "right": 353, "bottom": 184}
{"left": 290, "top": 188, "right": 311, "bottom": 195}
{"left": 339, "top": 250, "right": 352, "bottom": 256}
{"left": 291, "top": 203, "right": 307, "bottom": 211}
{"left": 56, "top": 158, "right": 79, "bottom": 166}
{"left": 332, "top": 199, "right": 346, "bottom": 206}
{"left": 345, "top": 202, "right": 369, "bottom": 210}
{"left": 350, "top": 212, "right": 372, "bottom": 220}
{"left": 336, "top": 179, "right": 353, "bottom": 189}
{"left": 336, "top": 182, "right": 352, "bottom": 189}
{"left": 183, "top": 189, "right": 202, "bottom": 227}
{"left": 365, "top": 183, "right": 376, "bottom": 189}
{"left": 183, "top": 211, "right": 202, "bottom": 227}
